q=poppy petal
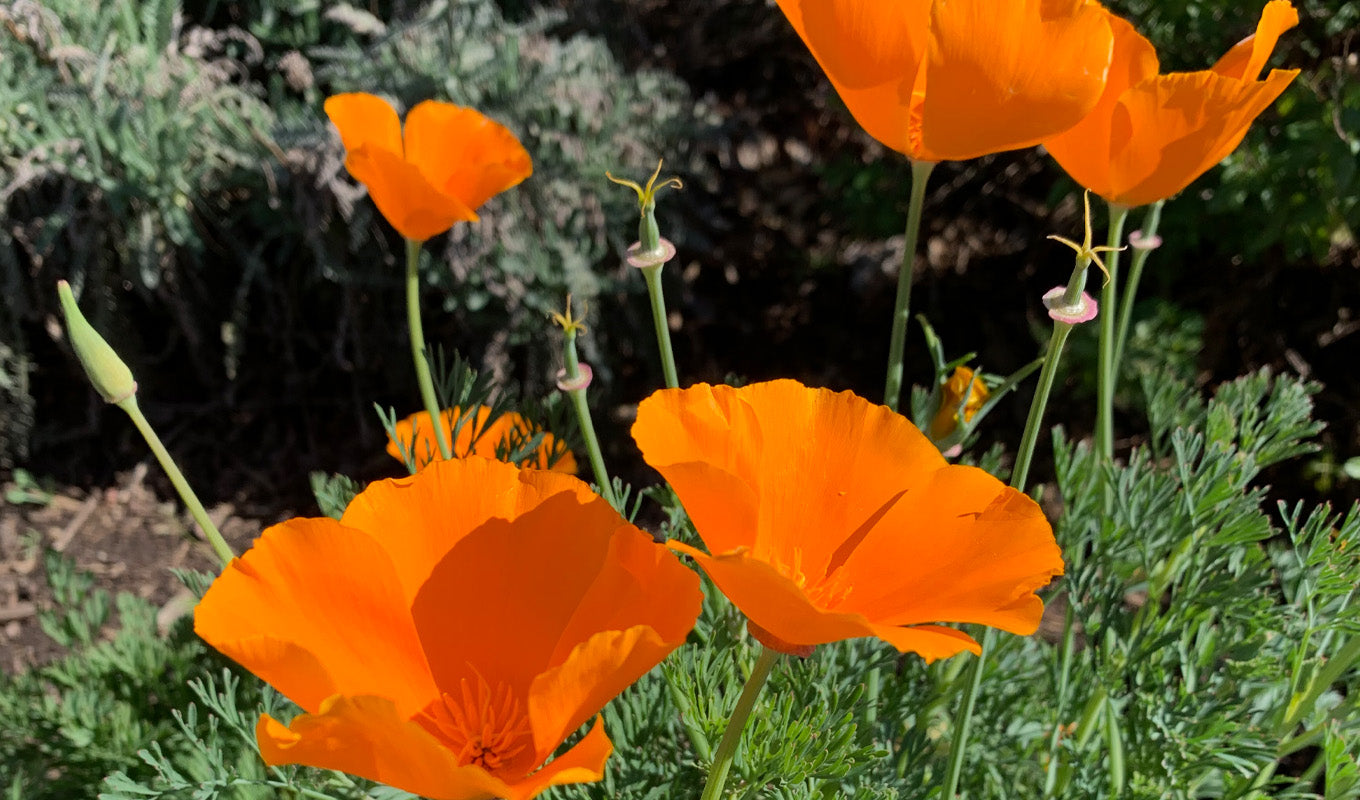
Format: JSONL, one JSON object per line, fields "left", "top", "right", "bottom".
{"left": 409, "top": 492, "right": 644, "bottom": 696}
{"left": 499, "top": 719, "right": 613, "bottom": 800}
{"left": 404, "top": 101, "right": 533, "bottom": 213}
{"left": 194, "top": 518, "right": 437, "bottom": 718}
{"left": 341, "top": 457, "right": 597, "bottom": 602}
{"left": 920, "top": 0, "right": 1114, "bottom": 160}
{"left": 324, "top": 93, "right": 402, "bottom": 160}
{"left": 633, "top": 381, "right": 947, "bottom": 579}
{"left": 774, "top": 0, "right": 928, "bottom": 155}
{"left": 1043, "top": 11, "right": 1160, "bottom": 202}
{"left": 344, "top": 144, "right": 478, "bottom": 241}
{"left": 1211, "top": 0, "right": 1299, "bottom": 82}
{"left": 1108, "top": 68, "right": 1298, "bottom": 207}
{"left": 863, "top": 623, "right": 980, "bottom": 662}
{"left": 257, "top": 695, "right": 511, "bottom": 800}
{"left": 834, "top": 466, "right": 1063, "bottom": 635}
{"left": 526, "top": 527, "right": 701, "bottom": 753}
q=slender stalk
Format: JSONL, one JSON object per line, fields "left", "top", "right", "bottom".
{"left": 405, "top": 238, "right": 452, "bottom": 461}
{"left": 117, "top": 396, "right": 233, "bottom": 567}
{"left": 641, "top": 264, "right": 681, "bottom": 389}
{"left": 1096, "top": 203, "right": 1129, "bottom": 462}
{"left": 700, "top": 646, "right": 780, "bottom": 800}
{"left": 1042, "top": 603, "right": 1078, "bottom": 797}
{"left": 943, "top": 253, "right": 1093, "bottom": 798}
{"left": 883, "top": 159, "right": 937, "bottom": 412}
{"left": 562, "top": 327, "right": 619, "bottom": 509}
{"left": 1111, "top": 200, "right": 1165, "bottom": 372}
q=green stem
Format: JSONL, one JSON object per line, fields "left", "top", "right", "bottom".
{"left": 1111, "top": 200, "right": 1164, "bottom": 373}
{"left": 883, "top": 159, "right": 936, "bottom": 412}
{"left": 116, "top": 396, "right": 233, "bottom": 567}
{"left": 700, "top": 646, "right": 780, "bottom": 800}
{"left": 562, "top": 328, "right": 619, "bottom": 509}
{"left": 944, "top": 254, "right": 1092, "bottom": 798}
{"left": 641, "top": 264, "right": 681, "bottom": 389}
{"left": 405, "top": 238, "right": 452, "bottom": 461}
{"left": 1043, "top": 603, "right": 1078, "bottom": 797}
{"left": 1096, "top": 203, "right": 1129, "bottom": 463}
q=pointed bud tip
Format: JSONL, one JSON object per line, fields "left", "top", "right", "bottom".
{"left": 56, "top": 281, "right": 138, "bottom": 404}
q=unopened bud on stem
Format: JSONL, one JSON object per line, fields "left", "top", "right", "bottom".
{"left": 57, "top": 280, "right": 137, "bottom": 404}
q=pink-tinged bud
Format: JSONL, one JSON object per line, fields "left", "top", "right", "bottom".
{"left": 1042, "top": 286, "right": 1098, "bottom": 325}
{"left": 556, "top": 363, "right": 594, "bottom": 393}
{"left": 626, "top": 238, "right": 677, "bottom": 269}
{"left": 1129, "top": 230, "right": 1163, "bottom": 251}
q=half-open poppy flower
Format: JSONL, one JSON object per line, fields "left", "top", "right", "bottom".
{"left": 774, "top": 0, "right": 1113, "bottom": 162}
{"left": 387, "top": 405, "right": 577, "bottom": 474}
{"left": 1044, "top": 1, "right": 1299, "bottom": 208}
{"left": 929, "top": 366, "right": 990, "bottom": 441}
{"left": 195, "top": 457, "right": 701, "bottom": 800}
{"left": 324, "top": 93, "right": 533, "bottom": 241}
{"left": 632, "top": 380, "right": 1063, "bottom": 660}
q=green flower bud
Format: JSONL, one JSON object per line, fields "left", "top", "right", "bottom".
{"left": 57, "top": 280, "right": 137, "bottom": 404}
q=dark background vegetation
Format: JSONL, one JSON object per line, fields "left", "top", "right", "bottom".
{"left": 3, "top": 0, "right": 1357, "bottom": 518}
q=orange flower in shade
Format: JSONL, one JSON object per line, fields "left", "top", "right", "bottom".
{"left": 928, "top": 366, "right": 990, "bottom": 441}
{"left": 324, "top": 93, "right": 532, "bottom": 241}
{"left": 387, "top": 406, "right": 577, "bottom": 474}
{"left": 194, "top": 457, "right": 701, "bottom": 800}
{"left": 632, "top": 380, "right": 1063, "bottom": 660}
{"left": 1044, "top": 1, "right": 1300, "bottom": 208}
{"left": 774, "top": 0, "right": 1114, "bottom": 162}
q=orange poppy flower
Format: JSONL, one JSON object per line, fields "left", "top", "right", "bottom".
{"left": 929, "top": 366, "right": 990, "bottom": 441}
{"left": 324, "top": 93, "right": 532, "bottom": 241}
{"left": 632, "top": 380, "right": 1063, "bottom": 660}
{"left": 1044, "top": 1, "right": 1300, "bottom": 208}
{"left": 194, "top": 457, "right": 701, "bottom": 800}
{"left": 387, "top": 405, "right": 577, "bottom": 474}
{"left": 774, "top": 0, "right": 1114, "bottom": 162}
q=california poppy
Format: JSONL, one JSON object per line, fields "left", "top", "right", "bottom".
{"left": 194, "top": 457, "right": 701, "bottom": 800}
{"left": 387, "top": 405, "right": 577, "bottom": 474}
{"left": 929, "top": 366, "right": 989, "bottom": 441}
{"left": 1044, "top": 1, "right": 1299, "bottom": 208}
{"left": 324, "top": 93, "right": 533, "bottom": 241}
{"left": 774, "top": 0, "right": 1114, "bottom": 162}
{"left": 632, "top": 380, "right": 1063, "bottom": 660}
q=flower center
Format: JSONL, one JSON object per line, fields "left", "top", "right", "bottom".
{"left": 414, "top": 675, "right": 534, "bottom": 777}
{"left": 768, "top": 547, "right": 853, "bottom": 610}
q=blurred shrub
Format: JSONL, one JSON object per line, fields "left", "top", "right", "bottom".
{"left": 1, "top": 0, "right": 702, "bottom": 471}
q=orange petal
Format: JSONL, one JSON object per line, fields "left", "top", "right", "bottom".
{"left": 387, "top": 407, "right": 576, "bottom": 473}
{"left": 833, "top": 466, "right": 1063, "bottom": 635}
{"left": 257, "top": 695, "right": 512, "bottom": 800}
{"left": 344, "top": 144, "right": 478, "bottom": 241}
{"left": 194, "top": 518, "right": 437, "bottom": 718}
{"left": 863, "top": 623, "right": 980, "bottom": 662}
{"left": 408, "top": 492, "right": 651, "bottom": 696}
{"left": 633, "top": 380, "right": 946, "bottom": 580}
{"left": 526, "top": 528, "right": 701, "bottom": 753}
{"left": 774, "top": 0, "right": 928, "bottom": 156}
{"left": 404, "top": 101, "right": 533, "bottom": 213}
{"left": 341, "top": 457, "right": 599, "bottom": 603}
{"left": 324, "top": 93, "right": 402, "bottom": 161}
{"left": 500, "top": 718, "right": 613, "bottom": 800}
{"left": 919, "top": 0, "right": 1114, "bottom": 161}
{"left": 1043, "top": 10, "right": 1160, "bottom": 202}
{"left": 1107, "top": 67, "right": 1298, "bottom": 207}
{"left": 1211, "top": 1, "right": 1299, "bottom": 82}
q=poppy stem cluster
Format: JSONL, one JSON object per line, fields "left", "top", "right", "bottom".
{"left": 1112, "top": 201, "right": 1167, "bottom": 373}
{"left": 611, "top": 161, "right": 685, "bottom": 391}
{"left": 405, "top": 238, "right": 454, "bottom": 462}
{"left": 551, "top": 298, "right": 618, "bottom": 510}
{"left": 1095, "top": 204, "right": 1131, "bottom": 464}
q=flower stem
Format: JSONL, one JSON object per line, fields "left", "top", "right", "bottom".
{"left": 562, "top": 327, "right": 619, "bottom": 509}
{"left": 1096, "top": 203, "right": 1129, "bottom": 463}
{"left": 883, "top": 159, "right": 936, "bottom": 413}
{"left": 700, "top": 646, "right": 780, "bottom": 800}
{"left": 943, "top": 253, "right": 1093, "bottom": 798}
{"left": 116, "top": 396, "right": 233, "bottom": 567}
{"left": 641, "top": 264, "right": 681, "bottom": 389}
{"left": 1111, "top": 200, "right": 1165, "bottom": 372}
{"left": 405, "top": 238, "right": 452, "bottom": 461}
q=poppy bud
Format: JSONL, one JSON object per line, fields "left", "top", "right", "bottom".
{"left": 56, "top": 280, "right": 137, "bottom": 405}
